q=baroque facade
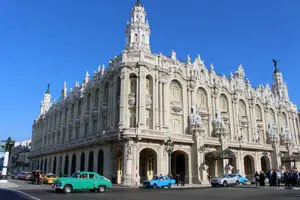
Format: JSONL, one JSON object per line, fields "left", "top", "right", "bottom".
{"left": 30, "top": 1, "right": 300, "bottom": 185}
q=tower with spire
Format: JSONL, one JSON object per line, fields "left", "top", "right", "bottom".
{"left": 125, "top": 0, "right": 151, "bottom": 53}
{"left": 40, "top": 84, "right": 51, "bottom": 115}
{"left": 272, "top": 59, "right": 289, "bottom": 102}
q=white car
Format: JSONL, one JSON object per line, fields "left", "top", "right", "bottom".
{"left": 211, "top": 174, "right": 240, "bottom": 187}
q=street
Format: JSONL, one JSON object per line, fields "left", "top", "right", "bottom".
{"left": 1, "top": 186, "right": 300, "bottom": 200}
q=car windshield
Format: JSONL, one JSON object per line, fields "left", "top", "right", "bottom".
{"left": 72, "top": 173, "right": 80, "bottom": 178}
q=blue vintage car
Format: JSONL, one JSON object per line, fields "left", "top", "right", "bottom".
{"left": 143, "top": 176, "right": 176, "bottom": 188}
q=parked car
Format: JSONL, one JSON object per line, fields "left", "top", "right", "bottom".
{"left": 52, "top": 171, "right": 112, "bottom": 193}
{"left": 143, "top": 176, "right": 176, "bottom": 188}
{"left": 211, "top": 174, "right": 240, "bottom": 187}
{"left": 16, "top": 172, "right": 25, "bottom": 180}
{"left": 43, "top": 173, "right": 58, "bottom": 184}
{"left": 232, "top": 173, "right": 249, "bottom": 184}
{"left": 23, "top": 172, "right": 32, "bottom": 181}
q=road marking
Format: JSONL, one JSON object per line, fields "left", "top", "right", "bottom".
{"left": 15, "top": 190, "right": 41, "bottom": 200}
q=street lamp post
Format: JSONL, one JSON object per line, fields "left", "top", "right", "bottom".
{"left": 165, "top": 137, "right": 174, "bottom": 177}
{"left": 1, "top": 137, "right": 15, "bottom": 181}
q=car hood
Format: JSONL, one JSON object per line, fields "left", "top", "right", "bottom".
{"left": 211, "top": 177, "right": 224, "bottom": 181}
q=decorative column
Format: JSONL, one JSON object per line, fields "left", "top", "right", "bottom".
{"left": 189, "top": 105, "right": 207, "bottom": 184}
{"left": 122, "top": 138, "right": 134, "bottom": 186}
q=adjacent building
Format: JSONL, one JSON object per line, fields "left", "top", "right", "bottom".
{"left": 30, "top": 1, "right": 300, "bottom": 186}
{"left": 9, "top": 139, "right": 31, "bottom": 174}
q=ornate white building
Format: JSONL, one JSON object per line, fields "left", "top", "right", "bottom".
{"left": 30, "top": 1, "right": 300, "bottom": 185}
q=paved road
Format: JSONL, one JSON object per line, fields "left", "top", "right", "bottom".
{"left": 0, "top": 189, "right": 31, "bottom": 199}
{"left": 1, "top": 187, "right": 300, "bottom": 200}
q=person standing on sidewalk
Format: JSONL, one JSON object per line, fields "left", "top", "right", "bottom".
{"left": 176, "top": 174, "right": 180, "bottom": 186}
{"left": 259, "top": 171, "right": 265, "bottom": 186}
{"left": 276, "top": 170, "right": 281, "bottom": 187}
{"left": 255, "top": 172, "right": 260, "bottom": 187}
{"left": 180, "top": 172, "right": 185, "bottom": 186}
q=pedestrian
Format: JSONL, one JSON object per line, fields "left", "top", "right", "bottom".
{"left": 271, "top": 170, "right": 277, "bottom": 186}
{"left": 176, "top": 174, "right": 180, "bottom": 186}
{"left": 259, "top": 171, "right": 265, "bottom": 186}
{"left": 180, "top": 172, "right": 185, "bottom": 186}
{"left": 284, "top": 171, "right": 288, "bottom": 186}
{"left": 255, "top": 172, "right": 260, "bottom": 187}
{"left": 276, "top": 170, "right": 281, "bottom": 187}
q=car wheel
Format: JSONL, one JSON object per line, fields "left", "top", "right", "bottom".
{"left": 98, "top": 185, "right": 106, "bottom": 193}
{"left": 168, "top": 183, "right": 171, "bottom": 188}
{"left": 235, "top": 180, "right": 240, "bottom": 185}
{"left": 211, "top": 184, "right": 216, "bottom": 187}
{"left": 223, "top": 181, "right": 228, "bottom": 187}
{"left": 63, "top": 185, "right": 72, "bottom": 193}
{"left": 153, "top": 184, "right": 157, "bottom": 189}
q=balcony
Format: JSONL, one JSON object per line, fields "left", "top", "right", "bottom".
{"left": 145, "top": 94, "right": 152, "bottom": 109}
{"left": 128, "top": 93, "right": 136, "bottom": 108}
{"left": 170, "top": 101, "right": 183, "bottom": 113}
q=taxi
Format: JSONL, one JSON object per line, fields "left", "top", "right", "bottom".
{"left": 43, "top": 173, "right": 58, "bottom": 184}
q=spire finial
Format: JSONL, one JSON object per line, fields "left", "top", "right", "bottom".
{"left": 135, "top": 0, "right": 142, "bottom": 6}
{"left": 46, "top": 83, "right": 50, "bottom": 94}
{"left": 273, "top": 58, "right": 280, "bottom": 73}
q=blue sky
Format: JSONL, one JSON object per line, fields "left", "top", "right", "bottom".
{"left": 0, "top": 0, "right": 299, "bottom": 142}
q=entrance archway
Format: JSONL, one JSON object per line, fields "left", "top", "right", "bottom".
{"left": 171, "top": 151, "right": 188, "bottom": 178}
{"left": 64, "top": 155, "right": 69, "bottom": 175}
{"left": 244, "top": 155, "right": 255, "bottom": 179}
{"left": 44, "top": 158, "right": 48, "bottom": 172}
{"left": 88, "top": 151, "right": 94, "bottom": 172}
{"left": 41, "top": 159, "right": 44, "bottom": 171}
{"left": 116, "top": 151, "right": 122, "bottom": 184}
{"left": 261, "top": 156, "right": 270, "bottom": 173}
{"left": 139, "top": 148, "right": 157, "bottom": 182}
{"left": 71, "top": 154, "right": 76, "bottom": 174}
{"left": 58, "top": 156, "right": 62, "bottom": 176}
{"left": 80, "top": 152, "right": 85, "bottom": 171}
{"left": 53, "top": 157, "right": 57, "bottom": 174}
{"left": 98, "top": 150, "right": 104, "bottom": 175}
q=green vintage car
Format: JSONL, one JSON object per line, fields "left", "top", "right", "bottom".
{"left": 52, "top": 171, "right": 112, "bottom": 193}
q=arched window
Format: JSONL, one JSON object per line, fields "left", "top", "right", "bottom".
{"left": 95, "top": 88, "right": 99, "bottom": 107}
{"left": 64, "top": 155, "right": 69, "bottom": 175}
{"left": 86, "top": 93, "right": 91, "bottom": 112}
{"left": 130, "top": 75, "right": 137, "bottom": 94}
{"left": 268, "top": 109, "right": 276, "bottom": 124}
{"left": 103, "top": 83, "right": 109, "bottom": 102}
{"left": 98, "top": 150, "right": 104, "bottom": 175}
{"left": 171, "top": 119, "right": 180, "bottom": 134}
{"left": 255, "top": 105, "right": 262, "bottom": 121}
{"left": 239, "top": 100, "right": 247, "bottom": 118}
{"left": 88, "top": 151, "right": 94, "bottom": 172}
{"left": 130, "top": 114, "right": 136, "bottom": 128}
{"left": 196, "top": 88, "right": 207, "bottom": 109}
{"left": 170, "top": 80, "right": 182, "bottom": 102}
{"left": 71, "top": 154, "right": 76, "bottom": 174}
{"left": 219, "top": 94, "right": 228, "bottom": 112}
{"left": 80, "top": 152, "right": 85, "bottom": 171}
{"left": 134, "top": 33, "right": 138, "bottom": 43}
{"left": 78, "top": 99, "right": 82, "bottom": 117}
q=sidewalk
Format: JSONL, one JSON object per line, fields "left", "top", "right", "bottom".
{"left": 234, "top": 184, "right": 300, "bottom": 190}
{"left": 0, "top": 181, "right": 20, "bottom": 189}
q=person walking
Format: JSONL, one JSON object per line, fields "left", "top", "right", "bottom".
{"left": 180, "top": 172, "right": 185, "bottom": 186}
{"left": 271, "top": 170, "right": 277, "bottom": 186}
{"left": 255, "top": 172, "right": 260, "bottom": 187}
{"left": 176, "top": 174, "right": 180, "bottom": 186}
{"left": 276, "top": 170, "right": 281, "bottom": 187}
{"left": 259, "top": 171, "right": 265, "bottom": 186}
